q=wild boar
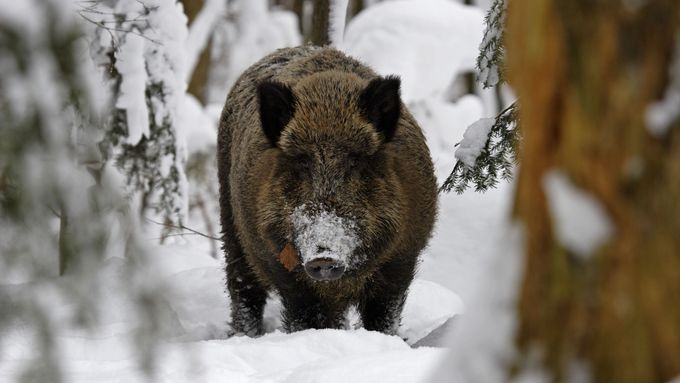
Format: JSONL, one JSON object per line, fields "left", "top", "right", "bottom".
{"left": 217, "top": 46, "right": 437, "bottom": 336}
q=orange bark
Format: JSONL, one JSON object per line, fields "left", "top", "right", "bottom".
{"left": 506, "top": 1, "right": 680, "bottom": 382}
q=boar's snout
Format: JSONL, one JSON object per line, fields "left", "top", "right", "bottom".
{"left": 304, "top": 258, "right": 345, "bottom": 281}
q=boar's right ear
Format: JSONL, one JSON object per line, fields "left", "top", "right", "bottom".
{"left": 258, "top": 81, "right": 296, "bottom": 147}
{"left": 359, "top": 76, "right": 401, "bottom": 142}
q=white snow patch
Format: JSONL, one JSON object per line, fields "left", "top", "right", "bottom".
{"left": 290, "top": 205, "right": 361, "bottom": 267}
{"left": 115, "top": 33, "right": 149, "bottom": 144}
{"left": 329, "top": 0, "right": 349, "bottom": 47}
{"left": 646, "top": 90, "right": 680, "bottom": 137}
{"left": 646, "top": 35, "right": 680, "bottom": 137}
{"left": 430, "top": 225, "right": 526, "bottom": 383}
{"left": 455, "top": 117, "right": 495, "bottom": 168}
{"left": 342, "top": 0, "right": 484, "bottom": 102}
{"left": 410, "top": 94, "right": 485, "bottom": 157}
{"left": 281, "top": 347, "right": 447, "bottom": 383}
{"left": 177, "top": 95, "right": 218, "bottom": 155}
{"left": 543, "top": 170, "right": 613, "bottom": 259}
{"left": 400, "top": 279, "right": 464, "bottom": 344}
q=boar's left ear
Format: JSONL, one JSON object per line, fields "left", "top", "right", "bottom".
{"left": 359, "top": 76, "right": 401, "bottom": 142}
{"left": 258, "top": 80, "right": 296, "bottom": 147}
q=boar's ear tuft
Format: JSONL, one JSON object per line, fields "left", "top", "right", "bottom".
{"left": 258, "top": 80, "right": 296, "bottom": 147}
{"left": 359, "top": 76, "right": 401, "bottom": 142}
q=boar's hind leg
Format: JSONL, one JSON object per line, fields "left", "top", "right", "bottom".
{"left": 226, "top": 249, "right": 267, "bottom": 336}
{"left": 280, "top": 288, "right": 345, "bottom": 332}
{"left": 359, "top": 256, "right": 416, "bottom": 335}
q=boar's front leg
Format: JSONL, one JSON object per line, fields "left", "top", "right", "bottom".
{"left": 359, "top": 255, "right": 417, "bottom": 335}
{"left": 226, "top": 251, "right": 268, "bottom": 336}
{"left": 279, "top": 286, "right": 346, "bottom": 332}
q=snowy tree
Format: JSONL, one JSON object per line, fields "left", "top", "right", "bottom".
{"left": 440, "top": 0, "right": 519, "bottom": 194}
{"left": 309, "top": 0, "right": 331, "bottom": 45}
{"left": 0, "top": 1, "right": 169, "bottom": 380}
{"left": 304, "top": 0, "right": 348, "bottom": 46}
{"left": 505, "top": 2, "right": 680, "bottom": 381}
{"left": 476, "top": 0, "right": 505, "bottom": 89}
{"left": 437, "top": 2, "right": 680, "bottom": 383}
{"left": 85, "top": 0, "right": 189, "bottom": 228}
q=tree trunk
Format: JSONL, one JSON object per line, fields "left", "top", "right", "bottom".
{"left": 180, "top": 0, "right": 212, "bottom": 103}
{"left": 348, "top": 0, "right": 364, "bottom": 19}
{"left": 309, "top": 0, "right": 330, "bottom": 46}
{"left": 506, "top": 1, "right": 680, "bottom": 382}
{"left": 293, "top": 0, "right": 306, "bottom": 36}
{"left": 462, "top": 0, "right": 476, "bottom": 95}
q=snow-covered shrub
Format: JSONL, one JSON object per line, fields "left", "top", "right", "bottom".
{"left": 0, "top": 1, "right": 173, "bottom": 380}
{"left": 86, "top": 0, "right": 189, "bottom": 227}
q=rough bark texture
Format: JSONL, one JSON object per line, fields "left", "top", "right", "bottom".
{"left": 506, "top": 1, "right": 680, "bottom": 382}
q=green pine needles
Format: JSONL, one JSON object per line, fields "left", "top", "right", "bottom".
{"left": 440, "top": 103, "right": 519, "bottom": 194}
{"left": 476, "top": 0, "right": 506, "bottom": 89}
{"left": 440, "top": 0, "right": 520, "bottom": 195}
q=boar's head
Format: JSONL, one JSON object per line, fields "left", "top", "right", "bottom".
{"left": 255, "top": 72, "right": 408, "bottom": 281}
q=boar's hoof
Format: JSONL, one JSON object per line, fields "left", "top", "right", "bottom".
{"left": 304, "top": 258, "right": 345, "bottom": 281}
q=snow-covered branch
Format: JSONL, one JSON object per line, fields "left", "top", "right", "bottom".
{"left": 476, "top": 0, "right": 506, "bottom": 88}
{"left": 440, "top": 103, "right": 519, "bottom": 194}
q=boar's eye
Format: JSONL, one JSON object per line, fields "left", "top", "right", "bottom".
{"left": 347, "top": 154, "right": 369, "bottom": 176}
{"left": 347, "top": 154, "right": 361, "bottom": 170}
{"left": 293, "top": 155, "right": 312, "bottom": 173}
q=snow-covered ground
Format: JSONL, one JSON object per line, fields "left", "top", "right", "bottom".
{"left": 1, "top": 180, "right": 510, "bottom": 383}
{"left": 0, "top": 0, "right": 516, "bottom": 382}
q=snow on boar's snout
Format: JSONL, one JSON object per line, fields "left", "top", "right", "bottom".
{"left": 291, "top": 205, "right": 361, "bottom": 281}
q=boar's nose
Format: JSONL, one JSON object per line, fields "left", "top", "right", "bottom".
{"left": 304, "top": 258, "right": 345, "bottom": 281}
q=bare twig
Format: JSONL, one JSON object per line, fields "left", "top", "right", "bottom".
{"left": 77, "top": 12, "right": 161, "bottom": 45}
{"left": 144, "top": 216, "right": 221, "bottom": 241}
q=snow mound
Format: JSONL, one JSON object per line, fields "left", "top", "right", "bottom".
{"left": 401, "top": 279, "right": 464, "bottom": 344}
{"left": 342, "top": 0, "right": 484, "bottom": 102}
{"left": 155, "top": 243, "right": 463, "bottom": 345}
{"left": 0, "top": 242, "right": 461, "bottom": 382}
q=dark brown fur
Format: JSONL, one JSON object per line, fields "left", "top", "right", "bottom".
{"left": 218, "top": 46, "right": 437, "bottom": 335}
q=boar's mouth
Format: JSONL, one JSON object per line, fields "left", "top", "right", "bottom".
{"left": 290, "top": 205, "right": 361, "bottom": 281}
